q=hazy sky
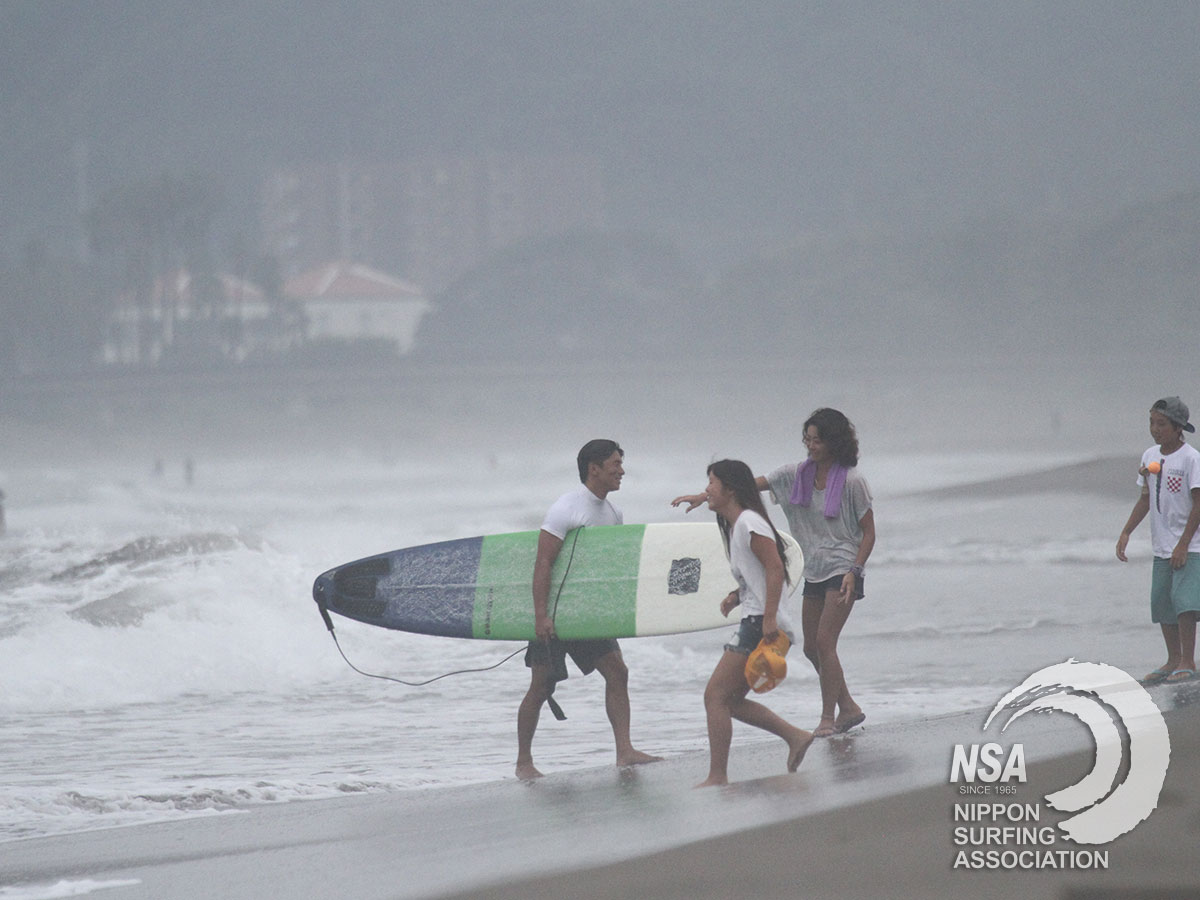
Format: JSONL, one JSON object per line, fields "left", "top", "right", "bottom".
{"left": 2, "top": 0, "right": 1197, "bottom": 263}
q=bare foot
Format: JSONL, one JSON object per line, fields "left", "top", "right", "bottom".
{"left": 813, "top": 716, "right": 836, "bottom": 738}
{"left": 695, "top": 775, "right": 728, "bottom": 788}
{"left": 787, "top": 730, "right": 814, "bottom": 772}
{"left": 617, "top": 749, "right": 663, "bottom": 767}
{"left": 515, "top": 762, "right": 544, "bottom": 781}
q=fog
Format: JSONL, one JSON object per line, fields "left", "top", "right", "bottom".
{"left": 5, "top": 4, "right": 1198, "bottom": 241}
{"left": 0, "top": 1, "right": 1198, "bottom": 460}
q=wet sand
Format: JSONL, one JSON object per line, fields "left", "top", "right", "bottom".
{"left": 448, "top": 680, "right": 1200, "bottom": 900}
{"left": 3, "top": 679, "right": 1197, "bottom": 900}
{"left": 911, "top": 455, "right": 1137, "bottom": 500}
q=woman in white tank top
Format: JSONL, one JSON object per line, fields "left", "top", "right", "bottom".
{"left": 694, "top": 459, "right": 813, "bottom": 788}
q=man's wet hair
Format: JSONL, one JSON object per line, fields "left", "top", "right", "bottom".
{"left": 577, "top": 439, "right": 623, "bottom": 483}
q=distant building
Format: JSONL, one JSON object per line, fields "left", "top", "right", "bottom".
{"left": 103, "top": 269, "right": 273, "bottom": 365}
{"left": 283, "top": 260, "right": 431, "bottom": 355}
{"left": 103, "top": 261, "right": 430, "bottom": 366}
{"left": 260, "top": 154, "right": 606, "bottom": 293}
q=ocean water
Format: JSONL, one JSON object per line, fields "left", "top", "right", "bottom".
{"left": 0, "top": 359, "right": 1166, "bottom": 843}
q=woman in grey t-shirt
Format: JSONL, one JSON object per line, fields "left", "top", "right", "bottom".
{"left": 764, "top": 409, "right": 873, "bottom": 737}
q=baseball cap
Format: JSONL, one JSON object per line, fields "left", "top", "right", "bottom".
{"left": 1153, "top": 396, "right": 1195, "bottom": 433}
{"left": 745, "top": 633, "right": 790, "bottom": 693}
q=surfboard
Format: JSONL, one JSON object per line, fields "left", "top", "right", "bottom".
{"left": 312, "top": 522, "right": 803, "bottom": 640}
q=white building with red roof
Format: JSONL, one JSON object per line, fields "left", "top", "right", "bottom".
{"left": 284, "top": 260, "right": 431, "bottom": 355}
{"left": 104, "top": 268, "right": 271, "bottom": 365}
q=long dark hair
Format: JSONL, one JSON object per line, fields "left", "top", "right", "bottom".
{"left": 805, "top": 408, "right": 859, "bottom": 467}
{"left": 707, "top": 459, "right": 790, "bottom": 585}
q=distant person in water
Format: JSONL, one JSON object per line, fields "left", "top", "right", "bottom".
{"left": 674, "top": 408, "right": 874, "bottom": 738}
{"left": 1117, "top": 396, "right": 1200, "bottom": 685}
{"left": 516, "top": 439, "right": 662, "bottom": 780}
{"left": 692, "top": 459, "right": 813, "bottom": 787}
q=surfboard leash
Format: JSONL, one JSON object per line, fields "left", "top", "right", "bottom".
{"left": 315, "top": 585, "right": 527, "bottom": 686}
{"left": 325, "top": 628, "right": 527, "bottom": 687}
{"left": 540, "top": 525, "right": 583, "bottom": 721}
{"left": 548, "top": 525, "right": 582, "bottom": 624}
{"left": 313, "top": 526, "right": 582, "bottom": 708}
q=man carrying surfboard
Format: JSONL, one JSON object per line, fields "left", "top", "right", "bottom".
{"left": 516, "top": 438, "right": 663, "bottom": 780}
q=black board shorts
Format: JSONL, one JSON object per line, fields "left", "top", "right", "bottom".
{"left": 526, "top": 638, "right": 620, "bottom": 683}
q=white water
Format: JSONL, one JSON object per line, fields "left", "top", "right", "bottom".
{"left": 0, "top": 359, "right": 1167, "bottom": 842}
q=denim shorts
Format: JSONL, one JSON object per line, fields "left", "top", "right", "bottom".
{"left": 724, "top": 616, "right": 764, "bottom": 655}
{"left": 724, "top": 616, "right": 795, "bottom": 655}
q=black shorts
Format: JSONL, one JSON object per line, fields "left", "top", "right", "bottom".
{"left": 525, "top": 638, "right": 620, "bottom": 684}
{"left": 802, "top": 572, "right": 865, "bottom": 601}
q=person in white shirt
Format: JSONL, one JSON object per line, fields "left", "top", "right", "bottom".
{"left": 515, "top": 439, "right": 662, "bottom": 780}
{"left": 1117, "top": 396, "right": 1200, "bottom": 684}
{"left": 694, "top": 459, "right": 813, "bottom": 788}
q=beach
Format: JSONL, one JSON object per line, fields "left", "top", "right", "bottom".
{"left": 4, "top": 0, "right": 1199, "bottom": 893}
{"left": 2, "top": 678, "right": 1197, "bottom": 900}
{"left": 1, "top": 359, "right": 1193, "bottom": 898}
{"left": 443, "top": 682, "right": 1200, "bottom": 900}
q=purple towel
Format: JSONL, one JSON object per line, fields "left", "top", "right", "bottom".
{"left": 789, "top": 459, "right": 847, "bottom": 518}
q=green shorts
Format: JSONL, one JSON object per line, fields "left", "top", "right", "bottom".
{"left": 1150, "top": 554, "right": 1200, "bottom": 624}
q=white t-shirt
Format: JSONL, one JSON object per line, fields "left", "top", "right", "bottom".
{"left": 541, "top": 485, "right": 622, "bottom": 539}
{"left": 1138, "top": 442, "right": 1200, "bottom": 557}
{"left": 728, "top": 509, "right": 796, "bottom": 638}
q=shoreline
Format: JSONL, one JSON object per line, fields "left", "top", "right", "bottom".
{"left": 907, "top": 455, "right": 1135, "bottom": 501}
{"left": 439, "top": 677, "right": 1200, "bottom": 900}
{"left": 3, "top": 679, "right": 1196, "bottom": 899}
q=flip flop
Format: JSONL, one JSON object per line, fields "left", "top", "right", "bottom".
{"left": 1165, "top": 668, "right": 1197, "bottom": 683}
{"left": 834, "top": 712, "right": 866, "bottom": 734}
{"left": 1141, "top": 667, "right": 1173, "bottom": 684}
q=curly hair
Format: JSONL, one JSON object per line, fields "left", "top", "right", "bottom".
{"left": 804, "top": 408, "right": 859, "bottom": 467}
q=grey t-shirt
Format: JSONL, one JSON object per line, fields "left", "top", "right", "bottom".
{"left": 766, "top": 463, "right": 873, "bottom": 582}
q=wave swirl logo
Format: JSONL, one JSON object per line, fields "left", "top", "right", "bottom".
{"left": 983, "top": 659, "right": 1171, "bottom": 844}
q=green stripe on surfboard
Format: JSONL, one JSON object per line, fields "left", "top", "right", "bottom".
{"left": 471, "top": 525, "right": 645, "bottom": 639}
